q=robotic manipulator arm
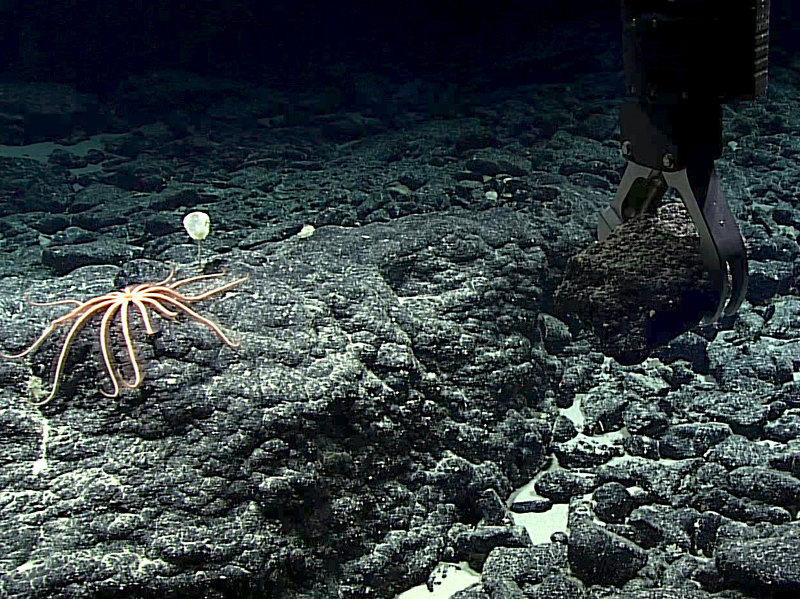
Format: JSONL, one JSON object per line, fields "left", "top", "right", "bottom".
{"left": 597, "top": 0, "right": 771, "bottom": 323}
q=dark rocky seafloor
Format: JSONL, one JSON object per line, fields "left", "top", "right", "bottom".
{"left": 1, "top": 18, "right": 800, "bottom": 599}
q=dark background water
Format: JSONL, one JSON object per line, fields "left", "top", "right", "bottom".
{"left": 1, "top": 0, "right": 796, "bottom": 95}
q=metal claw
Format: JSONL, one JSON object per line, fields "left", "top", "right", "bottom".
{"left": 598, "top": 160, "right": 748, "bottom": 323}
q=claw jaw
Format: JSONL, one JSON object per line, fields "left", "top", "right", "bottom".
{"left": 598, "top": 160, "right": 748, "bottom": 324}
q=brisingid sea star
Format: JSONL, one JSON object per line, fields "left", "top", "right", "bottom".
{"left": 1, "top": 266, "right": 248, "bottom": 405}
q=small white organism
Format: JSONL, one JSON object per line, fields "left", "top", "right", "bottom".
{"left": 183, "top": 211, "right": 211, "bottom": 269}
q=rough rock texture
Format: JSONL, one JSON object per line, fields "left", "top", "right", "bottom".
{"left": 567, "top": 520, "right": 648, "bottom": 586}
{"left": 0, "top": 13, "right": 799, "bottom": 598}
{"left": 0, "top": 210, "right": 554, "bottom": 598}
{"left": 555, "top": 213, "right": 717, "bottom": 364}
{"left": 717, "top": 535, "right": 800, "bottom": 594}
{"left": 0, "top": 82, "right": 103, "bottom": 144}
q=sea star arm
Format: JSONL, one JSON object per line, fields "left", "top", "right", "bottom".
{"left": 3, "top": 268, "right": 246, "bottom": 405}
{"left": 98, "top": 302, "right": 124, "bottom": 398}
{"left": 145, "top": 293, "right": 242, "bottom": 348}
{"left": 118, "top": 300, "right": 144, "bottom": 391}
{"left": 134, "top": 297, "right": 178, "bottom": 323}
{"left": 166, "top": 273, "right": 250, "bottom": 301}
{"left": 28, "top": 299, "right": 117, "bottom": 406}
{"left": 1, "top": 296, "right": 118, "bottom": 359}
